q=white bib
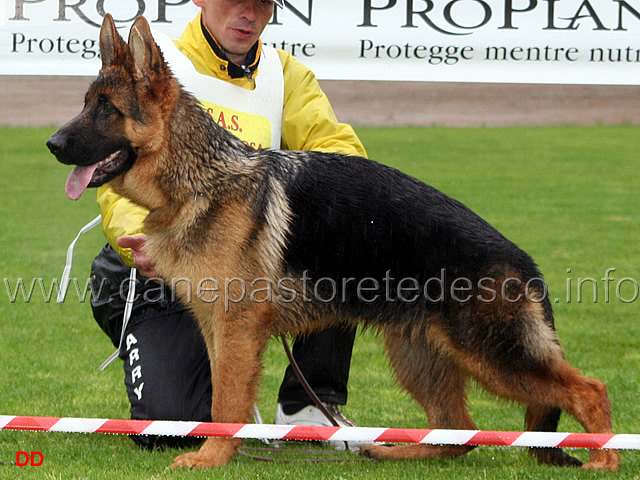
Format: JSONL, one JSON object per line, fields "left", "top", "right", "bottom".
{"left": 151, "top": 30, "right": 284, "bottom": 151}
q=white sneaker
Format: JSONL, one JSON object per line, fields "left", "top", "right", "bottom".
{"left": 274, "top": 403, "right": 366, "bottom": 452}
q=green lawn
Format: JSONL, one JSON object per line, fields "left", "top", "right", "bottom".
{"left": 0, "top": 125, "right": 638, "bottom": 479}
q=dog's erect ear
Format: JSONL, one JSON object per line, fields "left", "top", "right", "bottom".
{"left": 100, "top": 13, "right": 127, "bottom": 68}
{"left": 128, "top": 16, "right": 164, "bottom": 79}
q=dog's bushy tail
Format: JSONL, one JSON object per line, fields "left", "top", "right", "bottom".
{"left": 525, "top": 406, "right": 583, "bottom": 467}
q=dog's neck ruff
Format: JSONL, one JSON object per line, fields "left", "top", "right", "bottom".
{"left": 151, "top": 30, "right": 283, "bottom": 151}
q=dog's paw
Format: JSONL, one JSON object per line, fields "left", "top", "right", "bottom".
{"left": 582, "top": 450, "right": 620, "bottom": 472}
{"left": 359, "top": 444, "right": 394, "bottom": 460}
{"left": 171, "top": 451, "right": 220, "bottom": 470}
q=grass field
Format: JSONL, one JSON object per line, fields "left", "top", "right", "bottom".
{"left": 0, "top": 125, "right": 638, "bottom": 479}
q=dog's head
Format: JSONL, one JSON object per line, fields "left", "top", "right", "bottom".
{"left": 47, "top": 14, "right": 177, "bottom": 201}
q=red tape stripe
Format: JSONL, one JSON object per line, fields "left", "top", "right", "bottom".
{"left": 283, "top": 425, "right": 340, "bottom": 441}
{"left": 96, "top": 419, "right": 154, "bottom": 435}
{"left": 469, "top": 431, "right": 523, "bottom": 446}
{"left": 187, "top": 422, "right": 245, "bottom": 438}
{"left": 5, "top": 416, "right": 60, "bottom": 431}
{"left": 376, "top": 428, "right": 432, "bottom": 444}
{"left": 559, "top": 433, "right": 616, "bottom": 449}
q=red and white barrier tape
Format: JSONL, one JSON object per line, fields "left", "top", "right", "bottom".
{"left": 1, "top": 415, "right": 637, "bottom": 450}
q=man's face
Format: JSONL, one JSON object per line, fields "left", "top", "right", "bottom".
{"left": 194, "top": 0, "right": 274, "bottom": 64}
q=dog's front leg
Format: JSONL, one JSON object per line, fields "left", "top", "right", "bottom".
{"left": 171, "top": 305, "right": 273, "bottom": 469}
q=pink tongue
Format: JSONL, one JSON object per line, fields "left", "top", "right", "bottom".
{"left": 65, "top": 164, "right": 99, "bottom": 200}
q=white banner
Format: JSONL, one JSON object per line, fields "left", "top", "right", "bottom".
{"left": 1, "top": 0, "right": 639, "bottom": 84}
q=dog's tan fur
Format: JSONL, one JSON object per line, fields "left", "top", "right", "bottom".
{"left": 47, "top": 14, "right": 619, "bottom": 472}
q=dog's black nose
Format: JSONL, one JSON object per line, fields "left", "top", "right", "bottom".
{"left": 46, "top": 133, "right": 64, "bottom": 156}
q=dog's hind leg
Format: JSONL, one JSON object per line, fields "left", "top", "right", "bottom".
{"left": 514, "top": 364, "right": 617, "bottom": 471}
{"left": 361, "top": 326, "right": 476, "bottom": 461}
{"left": 465, "top": 336, "right": 619, "bottom": 471}
{"left": 537, "top": 363, "right": 620, "bottom": 471}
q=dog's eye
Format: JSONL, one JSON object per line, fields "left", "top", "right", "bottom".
{"left": 98, "top": 94, "right": 118, "bottom": 115}
{"left": 103, "top": 103, "right": 116, "bottom": 114}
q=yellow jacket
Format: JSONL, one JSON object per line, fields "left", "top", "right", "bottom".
{"left": 98, "top": 12, "right": 367, "bottom": 267}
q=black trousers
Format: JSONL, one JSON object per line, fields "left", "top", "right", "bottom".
{"left": 90, "top": 245, "right": 355, "bottom": 449}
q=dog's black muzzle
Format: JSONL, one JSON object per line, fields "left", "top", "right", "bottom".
{"left": 46, "top": 130, "right": 72, "bottom": 164}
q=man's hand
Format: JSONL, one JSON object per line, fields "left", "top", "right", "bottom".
{"left": 117, "top": 235, "right": 159, "bottom": 279}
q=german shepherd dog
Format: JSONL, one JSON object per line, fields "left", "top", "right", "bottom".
{"left": 47, "top": 14, "right": 619, "bottom": 471}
